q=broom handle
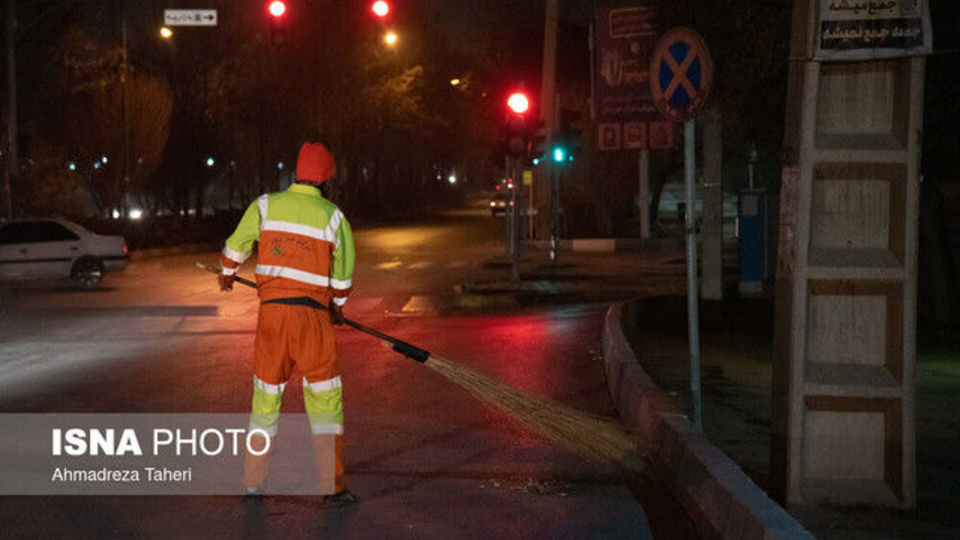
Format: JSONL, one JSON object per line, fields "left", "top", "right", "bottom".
{"left": 195, "top": 261, "right": 431, "bottom": 363}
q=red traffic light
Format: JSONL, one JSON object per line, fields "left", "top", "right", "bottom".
{"left": 267, "top": 1, "right": 287, "bottom": 18}
{"left": 371, "top": 1, "right": 390, "bottom": 18}
{"left": 507, "top": 92, "right": 530, "bottom": 115}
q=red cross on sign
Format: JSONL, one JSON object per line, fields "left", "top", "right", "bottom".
{"left": 649, "top": 27, "right": 713, "bottom": 123}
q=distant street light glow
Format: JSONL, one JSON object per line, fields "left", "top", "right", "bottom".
{"left": 101, "top": 155, "right": 108, "bottom": 164}
{"left": 93, "top": 162, "right": 101, "bottom": 170}
{"left": 372, "top": 1, "right": 390, "bottom": 18}
{"left": 448, "top": 173, "right": 457, "bottom": 185}
{"left": 449, "top": 78, "right": 461, "bottom": 86}
{"left": 159, "top": 26, "right": 173, "bottom": 39}
{"left": 129, "top": 209, "right": 143, "bottom": 220}
{"left": 111, "top": 209, "right": 120, "bottom": 219}
{"left": 206, "top": 157, "right": 215, "bottom": 167}
{"left": 384, "top": 31, "right": 398, "bottom": 46}
{"left": 68, "top": 163, "right": 76, "bottom": 171}
{"left": 507, "top": 92, "right": 529, "bottom": 114}
{"left": 277, "top": 161, "right": 284, "bottom": 170}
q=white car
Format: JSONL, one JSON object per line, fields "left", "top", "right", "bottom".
{"left": 0, "top": 218, "right": 128, "bottom": 289}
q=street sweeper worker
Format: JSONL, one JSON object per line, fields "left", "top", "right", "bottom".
{"left": 218, "top": 141, "right": 356, "bottom": 505}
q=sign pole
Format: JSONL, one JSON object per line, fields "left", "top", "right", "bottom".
{"left": 650, "top": 26, "right": 712, "bottom": 431}
{"left": 684, "top": 118, "right": 702, "bottom": 430}
{"left": 638, "top": 150, "right": 651, "bottom": 238}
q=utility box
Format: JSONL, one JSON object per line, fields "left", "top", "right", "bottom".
{"left": 738, "top": 189, "right": 768, "bottom": 295}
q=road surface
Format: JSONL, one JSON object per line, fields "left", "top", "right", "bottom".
{"left": 0, "top": 201, "right": 691, "bottom": 538}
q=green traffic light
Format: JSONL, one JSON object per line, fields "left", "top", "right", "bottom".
{"left": 552, "top": 147, "right": 565, "bottom": 163}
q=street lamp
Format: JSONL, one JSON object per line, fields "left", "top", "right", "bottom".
{"left": 449, "top": 78, "right": 461, "bottom": 87}
{"left": 205, "top": 157, "right": 215, "bottom": 167}
{"left": 383, "top": 31, "right": 398, "bottom": 46}
{"left": 159, "top": 26, "right": 173, "bottom": 39}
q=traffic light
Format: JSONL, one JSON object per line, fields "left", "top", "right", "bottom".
{"left": 267, "top": 1, "right": 288, "bottom": 46}
{"left": 507, "top": 92, "right": 530, "bottom": 115}
{"left": 504, "top": 91, "right": 532, "bottom": 157}
{"left": 556, "top": 108, "right": 582, "bottom": 162}
{"left": 267, "top": 0, "right": 286, "bottom": 17}
{"left": 371, "top": 1, "right": 390, "bottom": 18}
{"left": 530, "top": 120, "right": 547, "bottom": 163}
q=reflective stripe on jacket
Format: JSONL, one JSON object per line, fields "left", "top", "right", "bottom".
{"left": 220, "top": 183, "right": 355, "bottom": 305}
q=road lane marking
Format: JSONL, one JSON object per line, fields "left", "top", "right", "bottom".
{"left": 400, "top": 295, "right": 442, "bottom": 313}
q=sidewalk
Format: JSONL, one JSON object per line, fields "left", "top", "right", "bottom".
{"left": 620, "top": 295, "right": 960, "bottom": 539}
{"left": 456, "top": 243, "right": 712, "bottom": 307}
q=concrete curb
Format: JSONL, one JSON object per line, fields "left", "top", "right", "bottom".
{"left": 128, "top": 243, "right": 219, "bottom": 261}
{"left": 602, "top": 302, "right": 815, "bottom": 540}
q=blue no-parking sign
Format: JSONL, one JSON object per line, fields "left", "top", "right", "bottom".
{"left": 649, "top": 27, "right": 713, "bottom": 123}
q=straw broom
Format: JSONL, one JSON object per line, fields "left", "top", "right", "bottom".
{"left": 422, "top": 353, "right": 651, "bottom": 473}
{"left": 198, "top": 262, "right": 652, "bottom": 475}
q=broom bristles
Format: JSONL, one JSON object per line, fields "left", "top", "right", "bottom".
{"left": 423, "top": 354, "right": 652, "bottom": 475}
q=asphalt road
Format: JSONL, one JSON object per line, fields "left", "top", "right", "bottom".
{"left": 0, "top": 199, "right": 688, "bottom": 539}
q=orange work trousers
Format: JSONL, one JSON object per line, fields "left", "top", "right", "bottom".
{"left": 243, "top": 301, "right": 344, "bottom": 494}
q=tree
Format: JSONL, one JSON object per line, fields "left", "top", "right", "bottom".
{"left": 41, "top": 25, "right": 172, "bottom": 215}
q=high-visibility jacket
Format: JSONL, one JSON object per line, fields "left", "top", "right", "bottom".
{"left": 220, "top": 183, "right": 355, "bottom": 306}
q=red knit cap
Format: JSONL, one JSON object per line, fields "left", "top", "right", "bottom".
{"left": 296, "top": 142, "right": 336, "bottom": 183}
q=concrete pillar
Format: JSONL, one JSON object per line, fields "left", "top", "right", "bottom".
{"left": 772, "top": 0, "right": 923, "bottom": 509}
{"left": 701, "top": 110, "right": 723, "bottom": 300}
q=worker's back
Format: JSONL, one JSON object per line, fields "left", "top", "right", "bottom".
{"left": 223, "top": 182, "right": 355, "bottom": 306}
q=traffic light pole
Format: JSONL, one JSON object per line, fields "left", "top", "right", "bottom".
{"left": 511, "top": 157, "right": 521, "bottom": 281}
{"left": 504, "top": 154, "right": 513, "bottom": 260}
{"left": 549, "top": 164, "right": 560, "bottom": 265}
{"left": 502, "top": 154, "right": 521, "bottom": 281}
{"left": 3, "top": 0, "right": 18, "bottom": 220}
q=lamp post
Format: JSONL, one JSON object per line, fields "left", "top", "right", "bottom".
{"left": 120, "top": 3, "right": 130, "bottom": 218}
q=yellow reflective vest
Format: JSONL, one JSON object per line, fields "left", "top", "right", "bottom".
{"left": 220, "top": 183, "right": 355, "bottom": 306}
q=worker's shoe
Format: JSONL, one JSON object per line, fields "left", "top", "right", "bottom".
{"left": 243, "top": 485, "right": 265, "bottom": 499}
{"left": 323, "top": 489, "right": 357, "bottom": 508}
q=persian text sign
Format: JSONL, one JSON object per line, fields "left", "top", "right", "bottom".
{"left": 816, "top": 0, "right": 932, "bottom": 60}
{"left": 593, "top": 6, "right": 660, "bottom": 150}
{"left": 164, "top": 9, "right": 218, "bottom": 27}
